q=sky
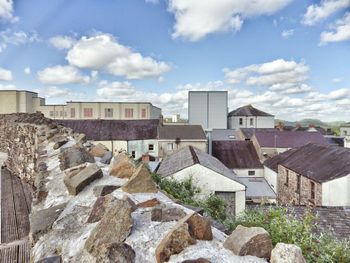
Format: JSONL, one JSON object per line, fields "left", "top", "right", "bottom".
{"left": 0, "top": 0, "right": 349, "bottom": 121}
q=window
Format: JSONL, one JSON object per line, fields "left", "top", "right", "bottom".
{"left": 148, "top": 144, "right": 154, "bottom": 151}
{"left": 344, "top": 130, "right": 348, "bottom": 136}
{"left": 131, "top": 150, "right": 136, "bottom": 158}
{"left": 248, "top": 170, "right": 255, "bottom": 176}
{"left": 84, "top": 108, "right": 93, "bottom": 118}
{"left": 167, "top": 143, "right": 174, "bottom": 151}
{"left": 105, "top": 108, "right": 113, "bottom": 118}
{"left": 55, "top": 111, "right": 59, "bottom": 117}
{"left": 64, "top": 111, "right": 67, "bottom": 117}
{"left": 59, "top": 111, "right": 63, "bottom": 117}
{"left": 70, "top": 108, "right": 75, "bottom": 118}
{"left": 239, "top": 118, "right": 243, "bottom": 125}
{"left": 250, "top": 118, "right": 254, "bottom": 126}
{"left": 141, "top": 108, "right": 147, "bottom": 118}
{"left": 285, "top": 170, "right": 289, "bottom": 186}
{"left": 49, "top": 111, "right": 54, "bottom": 117}
{"left": 296, "top": 175, "right": 301, "bottom": 193}
{"left": 125, "top": 108, "right": 133, "bottom": 118}
{"left": 310, "top": 182, "right": 315, "bottom": 201}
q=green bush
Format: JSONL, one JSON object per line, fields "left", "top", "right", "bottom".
{"left": 201, "top": 194, "right": 227, "bottom": 222}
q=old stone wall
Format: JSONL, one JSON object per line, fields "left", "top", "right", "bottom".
{"left": 277, "top": 165, "right": 322, "bottom": 206}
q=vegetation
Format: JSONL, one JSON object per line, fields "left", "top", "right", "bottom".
{"left": 151, "top": 174, "right": 350, "bottom": 263}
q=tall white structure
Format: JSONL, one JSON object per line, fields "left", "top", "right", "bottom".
{"left": 188, "top": 91, "right": 228, "bottom": 130}
{"left": 228, "top": 104, "right": 275, "bottom": 129}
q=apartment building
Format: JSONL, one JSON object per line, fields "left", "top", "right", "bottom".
{"left": 0, "top": 90, "right": 162, "bottom": 120}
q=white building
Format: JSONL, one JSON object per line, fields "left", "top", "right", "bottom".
{"left": 157, "top": 146, "right": 246, "bottom": 216}
{"left": 188, "top": 91, "right": 228, "bottom": 131}
{"left": 340, "top": 123, "right": 350, "bottom": 148}
{"left": 228, "top": 104, "right": 274, "bottom": 129}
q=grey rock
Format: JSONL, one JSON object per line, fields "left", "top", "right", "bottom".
{"left": 53, "top": 139, "right": 68, "bottom": 150}
{"left": 59, "top": 145, "right": 94, "bottom": 171}
{"left": 93, "top": 185, "right": 120, "bottom": 197}
{"left": 36, "top": 255, "right": 61, "bottom": 263}
{"left": 182, "top": 259, "right": 211, "bottom": 263}
{"left": 87, "top": 195, "right": 115, "bottom": 223}
{"left": 96, "top": 243, "right": 135, "bottom": 263}
{"left": 151, "top": 204, "right": 186, "bottom": 222}
{"left": 270, "top": 243, "right": 306, "bottom": 263}
{"left": 100, "top": 151, "right": 113, "bottom": 164}
{"left": 121, "top": 164, "right": 157, "bottom": 193}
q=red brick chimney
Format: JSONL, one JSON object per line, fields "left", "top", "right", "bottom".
{"left": 142, "top": 154, "right": 151, "bottom": 163}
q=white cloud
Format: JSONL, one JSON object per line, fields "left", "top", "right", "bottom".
{"left": 0, "top": 83, "right": 15, "bottom": 90}
{"left": 0, "top": 0, "right": 17, "bottom": 22}
{"left": 302, "top": 0, "right": 350, "bottom": 26}
{"left": 0, "top": 29, "right": 38, "bottom": 52}
{"left": 320, "top": 12, "right": 350, "bottom": 44}
{"left": 0, "top": 67, "right": 12, "bottom": 81}
{"left": 24, "top": 67, "right": 31, "bottom": 75}
{"left": 332, "top": 77, "right": 342, "bottom": 82}
{"left": 66, "top": 34, "right": 171, "bottom": 79}
{"left": 328, "top": 87, "right": 349, "bottom": 99}
{"left": 168, "top": 0, "right": 293, "bottom": 41}
{"left": 37, "top": 65, "right": 90, "bottom": 85}
{"left": 39, "top": 86, "right": 69, "bottom": 98}
{"left": 145, "top": 0, "right": 159, "bottom": 4}
{"left": 49, "top": 35, "right": 76, "bottom": 50}
{"left": 281, "top": 29, "right": 294, "bottom": 38}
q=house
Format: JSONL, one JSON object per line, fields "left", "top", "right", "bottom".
{"left": 228, "top": 104, "right": 275, "bottom": 129}
{"left": 237, "top": 128, "right": 277, "bottom": 140}
{"left": 0, "top": 90, "right": 162, "bottom": 120}
{"left": 157, "top": 124, "right": 207, "bottom": 158}
{"left": 58, "top": 119, "right": 159, "bottom": 159}
{"left": 265, "top": 143, "right": 350, "bottom": 207}
{"left": 340, "top": 123, "right": 350, "bottom": 148}
{"left": 157, "top": 146, "right": 246, "bottom": 216}
{"left": 188, "top": 91, "right": 228, "bottom": 130}
{"left": 250, "top": 130, "right": 328, "bottom": 160}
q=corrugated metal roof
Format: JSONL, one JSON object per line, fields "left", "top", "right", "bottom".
{"left": 228, "top": 105, "right": 273, "bottom": 117}
{"left": 212, "top": 141, "right": 262, "bottom": 169}
{"left": 238, "top": 177, "right": 276, "bottom": 199}
{"left": 158, "top": 125, "right": 206, "bottom": 140}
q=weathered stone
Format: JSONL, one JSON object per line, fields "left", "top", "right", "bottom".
{"left": 64, "top": 163, "right": 103, "bottom": 196}
{"left": 93, "top": 185, "right": 120, "bottom": 197}
{"left": 270, "top": 243, "right": 306, "bottom": 263}
{"left": 90, "top": 143, "right": 109, "bottom": 158}
{"left": 100, "top": 151, "right": 113, "bottom": 164}
{"left": 53, "top": 139, "right": 68, "bottom": 150}
{"left": 182, "top": 258, "right": 211, "bottom": 263}
{"left": 36, "top": 255, "right": 62, "bottom": 263}
{"left": 151, "top": 204, "right": 186, "bottom": 222}
{"left": 137, "top": 198, "right": 160, "bottom": 208}
{"left": 109, "top": 153, "right": 135, "bottom": 178}
{"left": 122, "top": 164, "right": 157, "bottom": 194}
{"left": 96, "top": 243, "right": 136, "bottom": 263}
{"left": 30, "top": 203, "right": 67, "bottom": 243}
{"left": 87, "top": 195, "right": 115, "bottom": 223}
{"left": 75, "top": 133, "right": 87, "bottom": 144}
{"left": 85, "top": 197, "right": 133, "bottom": 256}
{"left": 181, "top": 212, "right": 213, "bottom": 241}
{"left": 155, "top": 222, "right": 196, "bottom": 263}
{"left": 59, "top": 145, "right": 94, "bottom": 171}
{"left": 223, "top": 225, "right": 273, "bottom": 259}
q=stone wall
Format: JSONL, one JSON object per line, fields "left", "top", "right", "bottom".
{"left": 277, "top": 165, "right": 322, "bottom": 206}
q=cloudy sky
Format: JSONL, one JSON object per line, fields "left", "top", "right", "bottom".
{"left": 0, "top": 0, "right": 349, "bottom": 121}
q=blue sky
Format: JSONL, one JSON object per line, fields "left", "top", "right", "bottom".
{"left": 0, "top": 0, "right": 349, "bottom": 121}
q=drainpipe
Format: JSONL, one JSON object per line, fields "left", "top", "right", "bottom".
{"left": 208, "top": 131, "right": 212, "bottom": 155}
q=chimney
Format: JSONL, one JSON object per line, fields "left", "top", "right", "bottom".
{"left": 141, "top": 154, "right": 150, "bottom": 163}
{"left": 277, "top": 122, "right": 284, "bottom": 131}
{"left": 296, "top": 123, "right": 301, "bottom": 129}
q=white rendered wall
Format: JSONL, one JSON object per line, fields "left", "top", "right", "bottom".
{"left": 264, "top": 166, "right": 278, "bottom": 193}
{"left": 322, "top": 175, "right": 350, "bottom": 206}
{"left": 228, "top": 116, "right": 275, "bottom": 129}
{"left": 234, "top": 168, "right": 264, "bottom": 177}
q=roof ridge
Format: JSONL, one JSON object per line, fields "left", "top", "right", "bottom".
{"left": 189, "top": 146, "right": 199, "bottom": 164}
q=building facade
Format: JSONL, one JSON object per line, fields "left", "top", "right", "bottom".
{"left": 188, "top": 91, "right": 228, "bottom": 130}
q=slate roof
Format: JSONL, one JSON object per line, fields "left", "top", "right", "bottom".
{"left": 240, "top": 128, "right": 277, "bottom": 140}
{"left": 212, "top": 141, "right": 262, "bottom": 169}
{"left": 228, "top": 104, "right": 274, "bottom": 117}
{"left": 264, "top": 143, "right": 350, "bottom": 183}
{"left": 157, "top": 146, "right": 241, "bottom": 183}
{"left": 158, "top": 125, "right": 206, "bottom": 140}
{"left": 325, "top": 136, "right": 345, "bottom": 147}
{"left": 211, "top": 129, "right": 239, "bottom": 141}
{"left": 253, "top": 130, "right": 328, "bottom": 148}
{"left": 239, "top": 177, "right": 276, "bottom": 199}
{"left": 57, "top": 119, "right": 159, "bottom": 141}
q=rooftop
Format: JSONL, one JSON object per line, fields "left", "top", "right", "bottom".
{"left": 238, "top": 177, "right": 276, "bottom": 199}
{"left": 158, "top": 124, "right": 206, "bottom": 140}
{"left": 239, "top": 128, "right": 277, "bottom": 140}
{"left": 212, "top": 141, "right": 262, "bottom": 169}
{"left": 228, "top": 104, "right": 274, "bottom": 117}
{"left": 211, "top": 129, "right": 239, "bottom": 141}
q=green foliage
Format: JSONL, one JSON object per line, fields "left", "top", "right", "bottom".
{"left": 200, "top": 194, "right": 227, "bottom": 222}
{"left": 227, "top": 206, "right": 350, "bottom": 263}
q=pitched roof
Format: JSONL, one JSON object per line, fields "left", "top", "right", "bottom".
{"left": 57, "top": 119, "right": 159, "bottom": 141}
{"left": 253, "top": 130, "right": 328, "bottom": 148}
{"left": 240, "top": 128, "right": 277, "bottom": 140}
{"left": 158, "top": 125, "right": 206, "bottom": 140}
{"left": 212, "top": 141, "right": 262, "bottom": 169}
{"left": 211, "top": 129, "right": 239, "bottom": 141}
{"left": 228, "top": 104, "right": 273, "bottom": 117}
{"left": 157, "top": 146, "right": 241, "bottom": 183}
{"left": 264, "top": 143, "right": 350, "bottom": 183}
{"left": 238, "top": 177, "right": 276, "bottom": 199}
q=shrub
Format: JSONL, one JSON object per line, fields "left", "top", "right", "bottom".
{"left": 201, "top": 194, "right": 227, "bottom": 222}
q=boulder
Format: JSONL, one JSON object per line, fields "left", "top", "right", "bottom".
{"left": 181, "top": 212, "right": 213, "bottom": 241}
{"left": 36, "top": 256, "right": 62, "bottom": 263}
{"left": 53, "top": 139, "right": 68, "bottom": 150}
{"left": 223, "top": 225, "right": 273, "bottom": 259}
{"left": 270, "top": 243, "right": 306, "bottom": 263}
{"left": 85, "top": 197, "right": 134, "bottom": 256}
{"left": 30, "top": 203, "right": 67, "bottom": 243}
{"left": 96, "top": 243, "right": 136, "bottom": 263}
{"left": 87, "top": 195, "right": 115, "bottom": 223}
{"left": 100, "top": 151, "right": 113, "bottom": 164}
{"left": 64, "top": 163, "right": 103, "bottom": 196}
{"left": 155, "top": 222, "right": 196, "bottom": 263}
{"left": 137, "top": 198, "right": 160, "bottom": 208}
{"left": 109, "top": 153, "right": 135, "bottom": 178}
{"left": 90, "top": 143, "right": 109, "bottom": 158}
{"left": 122, "top": 164, "right": 157, "bottom": 194}
{"left": 59, "top": 145, "right": 94, "bottom": 170}
{"left": 75, "top": 133, "right": 87, "bottom": 144}
{"left": 151, "top": 204, "right": 186, "bottom": 222}
{"left": 182, "top": 259, "right": 211, "bottom": 263}
{"left": 93, "top": 185, "right": 120, "bottom": 197}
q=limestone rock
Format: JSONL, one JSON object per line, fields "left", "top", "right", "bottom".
{"left": 87, "top": 195, "right": 115, "bottom": 223}
{"left": 181, "top": 212, "right": 213, "bottom": 241}
{"left": 137, "top": 198, "right": 160, "bottom": 208}
{"left": 93, "top": 185, "right": 120, "bottom": 197}
{"left": 64, "top": 163, "right": 103, "bottom": 196}
{"left": 36, "top": 255, "right": 62, "bottom": 263}
{"left": 182, "top": 259, "right": 211, "bottom": 263}
{"left": 85, "top": 198, "right": 134, "bottom": 256}
{"left": 96, "top": 243, "right": 136, "bottom": 263}
{"left": 90, "top": 143, "right": 109, "bottom": 158}
{"left": 109, "top": 153, "right": 135, "bottom": 178}
{"left": 59, "top": 145, "right": 94, "bottom": 170}
{"left": 223, "top": 225, "right": 273, "bottom": 259}
{"left": 122, "top": 164, "right": 157, "bottom": 194}
{"left": 151, "top": 204, "right": 186, "bottom": 222}
{"left": 155, "top": 222, "right": 196, "bottom": 263}
{"left": 270, "top": 243, "right": 306, "bottom": 263}
{"left": 100, "top": 151, "right": 113, "bottom": 164}
{"left": 30, "top": 203, "right": 67, "bottom": 243}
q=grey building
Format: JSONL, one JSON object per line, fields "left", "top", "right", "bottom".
{"left": 188, "top": 91, "right": 228, "bottom": 131}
